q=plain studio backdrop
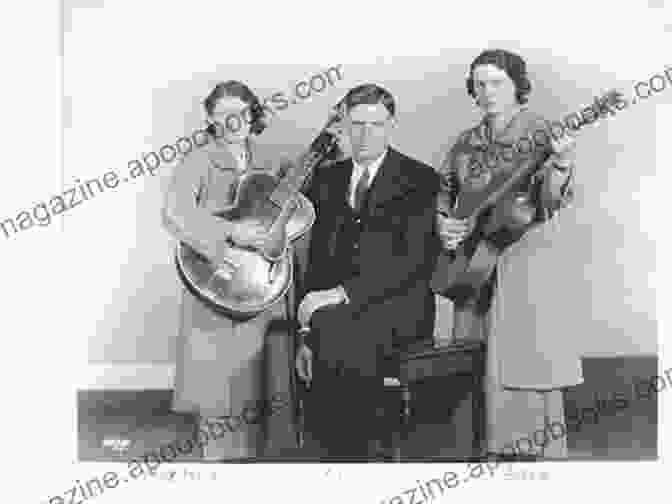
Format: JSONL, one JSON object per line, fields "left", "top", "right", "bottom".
{"left": 54, "top": 1, "right": 665, "bottom": 390}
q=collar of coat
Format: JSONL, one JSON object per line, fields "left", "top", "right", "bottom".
{"left": 335, "top": 147, "right": 428, "bottom": 208}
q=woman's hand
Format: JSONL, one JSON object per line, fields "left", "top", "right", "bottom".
{"left": 212, "top": 261, "right": 239, "bottom": 281}
{"left": 230, "top": 222, "right": 270, "bottom": 250}
{"left": 295, "top": 344, "right": 313, "bottom": 387}
{"left": 228, "top": 221, "right": 287, "bottom": 262}
{"left": 549, "top": 129, "right": 576, "bottom": 157}
{"left": 436, "top": 213, "right": 474, "bottom": 250}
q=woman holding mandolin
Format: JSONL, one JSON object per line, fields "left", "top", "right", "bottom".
{"left": 435, "top": 49, "right": 583, "bottom": 460}
{"left": 162, "top": 80, "right": 305, "bottom": 460}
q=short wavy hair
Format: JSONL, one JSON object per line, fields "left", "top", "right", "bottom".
{"left": 343, "top": 83, "right": 396, "bottom": 117}
{"left": 466, "top": 49, "right": 532, "bottom": 105}
{"left": 203, "top": 80, "right": 267, "bottom": 136}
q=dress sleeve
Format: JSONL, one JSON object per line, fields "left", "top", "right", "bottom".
{"left": 436, "top": 134, "right": 465, "bottom": 213}
{"left": 535, "top": 147, "right": 576, "bottom": 216}
{"left": 161, "top": 152, "right": 236, "bottom": 261}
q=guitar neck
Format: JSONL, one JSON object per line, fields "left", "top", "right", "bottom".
{"left": 467, "top": 149, "right": 551, "bottom": 219}
{"left": 269, "top": 128, "right": 338, "bottom": 208}
{"left": 453, "top": 89, "right": 623, "bottom": 220}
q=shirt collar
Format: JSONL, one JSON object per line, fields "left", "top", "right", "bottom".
{"left": 352, "top": 147, "right": 388, "bottom": 183}
{"left": 476, "top": 105, "right": 528, "bottom": 143}
{"left": 206, "top": 138, "right": 253, "bottom": 172}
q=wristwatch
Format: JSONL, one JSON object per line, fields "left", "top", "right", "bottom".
{"left": 297, "top": 326, "right": 312, "bottom": 346}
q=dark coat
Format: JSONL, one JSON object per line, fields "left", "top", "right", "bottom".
{"left": 303, "top": 146, "right": 441, "bottom": 377}
{"left": 299, "top": 147, "right": 440, "bottom": 455}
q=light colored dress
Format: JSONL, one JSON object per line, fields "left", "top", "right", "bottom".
{"left": 162, "top": 138, "right": 297, "bottom": 459}
{"left": 484, "top": 216, "right": 583, "bottom": 459}
{"left": 438, "top": 107, "right": 583, "bottom": 459}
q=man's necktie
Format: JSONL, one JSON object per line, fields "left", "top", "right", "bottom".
{"left": 353, "top": 165, "right": 371, "bottom": 212}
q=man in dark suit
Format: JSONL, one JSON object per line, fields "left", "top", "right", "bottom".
{"left": 295, "top": 84, "right": 441, "bottom": 459}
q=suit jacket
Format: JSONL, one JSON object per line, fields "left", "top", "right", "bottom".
{"left": 302, "top": 147, "right": 441, "bottom": 378}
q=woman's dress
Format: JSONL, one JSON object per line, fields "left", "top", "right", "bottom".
{"left": 438, "top": 107, "right": 583, "bottom": 458}
{"left": 162, "top": 140, "right": 298, "bottom": 458}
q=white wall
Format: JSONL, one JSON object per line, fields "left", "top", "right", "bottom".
{"left": 60, "top": 1, "right": 666, "bottom": 368}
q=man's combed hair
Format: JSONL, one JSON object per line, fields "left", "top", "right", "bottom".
{"left": 466, "top": 49, "right": 532, "bottom": 105}
{"left": 343, "top": 84, "right": 396, "bottom": 117}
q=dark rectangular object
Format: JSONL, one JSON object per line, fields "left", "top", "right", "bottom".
{"left": 78, "top": 389, "right": 200, "bottom": 462}
{"left": 563, "top": 355, "right": 658, "bottom": 460}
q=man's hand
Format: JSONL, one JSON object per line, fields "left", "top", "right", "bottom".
{"left": 436, "top": 213, "right": 475, "bottom": 250}
{"left": 295, "top": 344, "right": 313, "bottom": 387}
{"left": 297, "top": 287, "right": 347, "bottom": 327}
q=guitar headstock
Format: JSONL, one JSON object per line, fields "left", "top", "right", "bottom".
{"left": 296, "top": 103, "right": 347, "bottom": 191}
{"left": 583, "top": 88, "right": 628, "bottom": 125}
{"left": 309, "top": 104, "right": 346, "bottom": 159}
{"left": 547, "top": 88, "right": 627, "bottom": 155}
{"left": 324, "top": 103, "right": 345, "bottom": 131}
{"left": 600, "top": 88, "right": 627, "bottom": 110}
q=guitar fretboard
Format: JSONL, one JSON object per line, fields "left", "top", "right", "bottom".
{"left": 269, "top": 138, "right": 335, "bottom": 208}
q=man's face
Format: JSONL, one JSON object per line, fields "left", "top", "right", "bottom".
{"left": 472, "top": 64, "right": 518, "bottom": 117}
{"left": 345, "top": 103, "right": 393, "bottom": 164}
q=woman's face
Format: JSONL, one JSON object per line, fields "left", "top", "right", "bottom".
{"left": 209, "top": 96, "right": 252, "bottom": 143}
{"left": 472, "top": 64, "right": 518, "bottom": 117}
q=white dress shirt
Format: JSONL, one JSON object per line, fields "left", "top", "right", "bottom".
{"left": 349, "top": 148, "right": 387, "bottom": 208}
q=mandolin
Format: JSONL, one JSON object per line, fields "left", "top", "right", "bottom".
{"left": 175, "top": 110, "right": 344, "bottom": 319}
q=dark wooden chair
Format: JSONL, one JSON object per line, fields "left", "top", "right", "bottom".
{"left": 382, "top": 339, "right": 486, "bottom": 461}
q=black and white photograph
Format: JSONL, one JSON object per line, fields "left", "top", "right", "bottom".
{"left": 3, "top": 1, "right": 669, "bottom": 503}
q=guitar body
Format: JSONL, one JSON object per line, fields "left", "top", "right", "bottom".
{"left": 173, "top": 104, "right": 345, "bottom": 319}
{"left": 431, "top": 154, "right": 544, "bottom": 302}
{"left": 176, "top": 170, "right": 316, "bottom": 320}
{"left": 432, "top": 190, "right": 537, "bottom": 299}
{"left": 432, "top": 240, "right": 500, "bottom": 303}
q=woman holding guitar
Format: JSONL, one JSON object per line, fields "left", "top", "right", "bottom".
{"left": 162, "top": 80, "right": 311, "bottom": 460}
{"left": 435, "top": 49, "right": 582, "bottom": 460}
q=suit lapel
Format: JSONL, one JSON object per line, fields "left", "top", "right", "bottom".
{"left": 365, "top": 148, "right": 411, "bottom": 212}
{"left": 323, "top": 159, "right": 353, "bottom": 257}
{"left": 335, "top": 158, "right": 354, "bottom": 206}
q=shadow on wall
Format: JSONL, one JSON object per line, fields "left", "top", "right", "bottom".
{"left": 564, "top": 355, "right": 658, "bottom": 460}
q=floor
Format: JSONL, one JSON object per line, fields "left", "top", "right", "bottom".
{"left": 78, "top": 355, "right": 659, "bottom": 462}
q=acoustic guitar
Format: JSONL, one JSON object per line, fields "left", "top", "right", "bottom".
{"left": 175, "top": 111, "right": 344, "bottom": 319}
{"left": 431, "top": 90, "right": 624, "bottom": 302}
